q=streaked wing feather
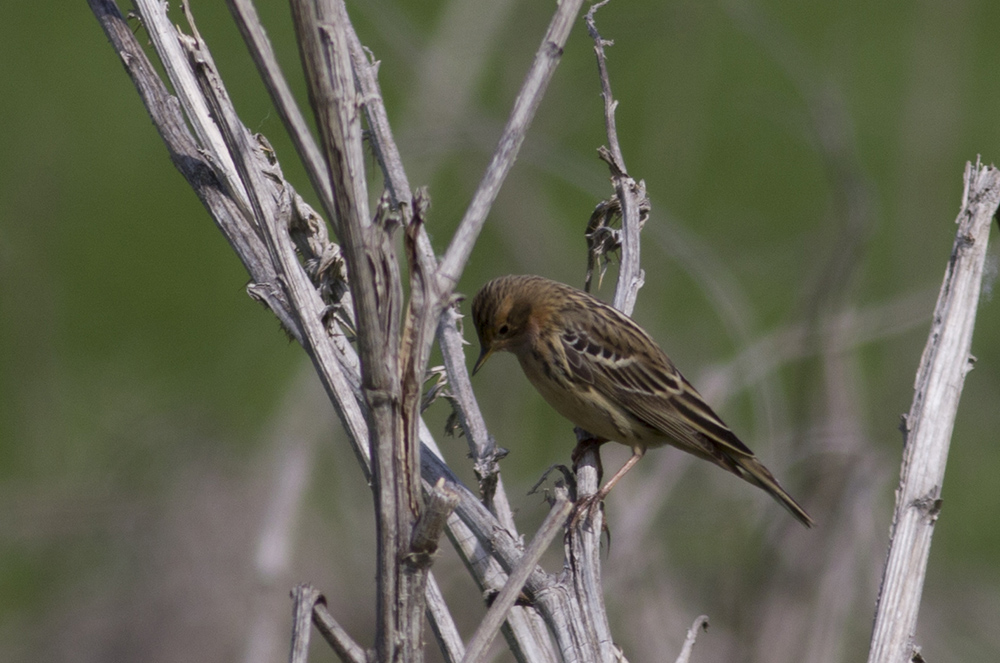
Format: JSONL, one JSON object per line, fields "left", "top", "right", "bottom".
{"left": 559, "top": 304, "right": 754, "bottom": 458}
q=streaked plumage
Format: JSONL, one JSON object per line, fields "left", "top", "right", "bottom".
{"left": 471, "top": 274, "right": 813, "bottom": 527}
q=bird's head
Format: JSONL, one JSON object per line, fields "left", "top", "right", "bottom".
{"left": 470, "top": 275, "right": 546, "bottom": 374}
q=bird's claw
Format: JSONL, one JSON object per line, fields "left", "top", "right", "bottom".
{"left": 569, "top": 493, "right": 604, "bottom": 529}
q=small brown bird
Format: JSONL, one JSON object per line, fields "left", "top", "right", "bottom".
{"left": 471, "top": 274, "right": 813, "bottom": 527}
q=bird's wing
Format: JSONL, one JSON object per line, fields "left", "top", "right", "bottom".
{"left": 558, "top": 303, "right": 755, "bottom": 459}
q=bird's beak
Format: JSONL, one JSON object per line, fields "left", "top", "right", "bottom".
{"left": 472, "top": 345, "right": 494, "bottom": 375}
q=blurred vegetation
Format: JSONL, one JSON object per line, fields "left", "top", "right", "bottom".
{"left": 2, "top": 0, "right": 1000, "bottom": 661}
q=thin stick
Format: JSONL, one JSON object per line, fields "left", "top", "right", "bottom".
{"left": 585, "top": 0, "right": 646, "bottom": 314}
{"left": 437, "top": 0, "right": 587, "bottom": 286}
{"left": 226, "top": 0, "right": 335, "bottom": 221}
{"left": 674, "top": 616, "right": 709, "bottom": 663}
{"left": 309, "top": 590, "right": 369, "bottom": 663}
{"left": 460, "top": 496, "right": 573, "bottom": 663}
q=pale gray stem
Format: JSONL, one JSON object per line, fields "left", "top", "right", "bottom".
{"left": 460, "top": 496, "right": 573, "bottom": 663}
{"left": 437, "top": 0, "right": 587, "bottom": 287}
{"left": 566, "top": 7, "right": 646, "bottom": 663}
{"left": 674, "top": 616, "right": 710, "bottom": 663}
{"left": 288, "top": 585, "right": 321, "bottom": 663}
{"left": 867, "top": 160, "right": 1000, "bottom": 663}
{"left": 226, "top": 0, "right": 335, "bottom": 213}
{"left": 308, "top": 588, "right": 370, "bottom": 663}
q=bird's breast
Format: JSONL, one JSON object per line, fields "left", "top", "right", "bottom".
{"left": 515, "top": 346, "right": 647, "bottom": 447}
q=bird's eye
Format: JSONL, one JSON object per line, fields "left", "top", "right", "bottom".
{"left": 498, "top": 323, "right": 510, "bottom": 336}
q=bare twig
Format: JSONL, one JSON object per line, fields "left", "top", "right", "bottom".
{"left": 560, "top": 7, "right": 648, "bottom": 663}
{"left": 132, "top": 0, "right": 250, "bottom": 207}
{"left": 226, "top": 0, "right": 335, "bottom": 216}
{"left": 437, "top": 0, "right": 587, "bottom": 286}
{"left": 291, "top": 584, "right": 368, "bottom": 663}
{"left": 439, "top": 507, "right": 559, "bottom": 663}
{"left": 286, "top": 5, "right": 412, "bottom": 660}
{"left": 91, "top": 0, "right": 609, "bottom": 661}
{"left": 867, "top": 160, "right": 1000, "bottom": 663}
{"left": 585, "top": 1, "right": 647, "bottom": 314}
{"left": 309, "top": 589, "right": 370, "bottom": 663}
{"left": 674, "top": 616, "right": 709, "bottom": 663}
{"left": 461, "top": 495, "right": 573, "bottom": 663}
{"left": 402, "top": 478, "right": 461, "bottom": 660}
{"left": 289, "top": 584, "right": 321, "bottom": 663}
{"left": 585, "top": 1, "right": 625, "bottom": 175}
{"left": 91, "top": 0, "right": 375, "bottom": 471}
{"left": 425, "top": 573, "right": 466, "bottom": 663}
{"left": 436, "top": 305, "right": 513, "bottom": 524}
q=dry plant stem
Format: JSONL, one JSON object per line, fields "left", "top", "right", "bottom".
{"left": 286, "top": 5, "right": 415, "bottom": 663}
{"left": 421, "top": 452, "right": 585, "bottom": 663}
{"left": 441, "top": 511, "right": 558, "bottom": 663}
{"left": 292, "top": 584, "right": 368, "bottom": 663}
{"left": 420, "top": 452, "right": 556, "bottom": 598}
{"left": 436, "top": 308, "right": 509, "bottom": 517}
{"left": 674, "top": 616, "right": 709, "bottom": 663}
{"left": 461, "top": 496, "right": 574, "bottom": 663}
{"left": 561, "top": 7, "right": 647, "bottom": 662}
{"left": 421, "top": 419, "right": 555, "bottom": 662}
{"left": 95, "top": 0, "right": 597, "bottom": 661}
{"left": 411, "top": 479, "right": 461, "bottom": 562}
{"left": 345, "top": 31, "right": 414, "bottom": 227}
{"left": 405, "top": 479, "right": 461, "bottom": 660}
{"left": 131, "top": 0, "right": 248, "bottom": 205}
{"left": 226, "top": 0, "right": 335, "bottom": 212}
{"left": 425, "top": 574, "right": 465, "bottom": 663}
{"left": 867, "top": 161, "right": 1000, "bottom": 663}
{"left": 585, "top": 1, "right": 625, "bottom": 177}
{"left": 179, "top": 2, "right": 376, "bottom": 473}
{"left": 562, "top": 515, "right": 612, "bottom": 663}
{"left": 586, "top": 2, "right": 645, "bottom": 314}
{"left": 437, "top": 0, "right": 587, "bottom": 286}
{"left": 90, "top": 0, "right": 375, "bottom": 484}
{"left": 93, "top": 0, "right": 276, "bottom": 318}
{"left": 289, "top": 584, "right": 321, "bottom": 663}
{"left": 310, "top": 593, "right": 370, "bottom": 663}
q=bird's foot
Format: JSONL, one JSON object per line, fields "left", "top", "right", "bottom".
{"left": 569, "top": 492, "right": 605, "bottom": 529}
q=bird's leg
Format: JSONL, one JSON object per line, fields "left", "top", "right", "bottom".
{"left": 571, "top": 446, "right": 645, "bottom": 527}
{"left": 594, "top": 447, "right": 645, "bottom": 502}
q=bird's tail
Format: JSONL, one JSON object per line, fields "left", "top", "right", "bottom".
{"left": 733, "top": 455, "right": 814, "bottom": 528}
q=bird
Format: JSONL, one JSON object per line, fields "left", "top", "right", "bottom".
{"left": 470, "top": 274, "right": 813, "bottom": 527}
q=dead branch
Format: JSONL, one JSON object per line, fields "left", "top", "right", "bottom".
{"left": 84, "top": 0, "right": 705, "bottom": 662}
{"left": 867, "top": 160, "right": 1000, "bottom": 663}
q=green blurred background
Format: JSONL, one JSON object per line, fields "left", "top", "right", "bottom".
{"left": 2, "top": 0, "right": 999, "bottom": 661}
